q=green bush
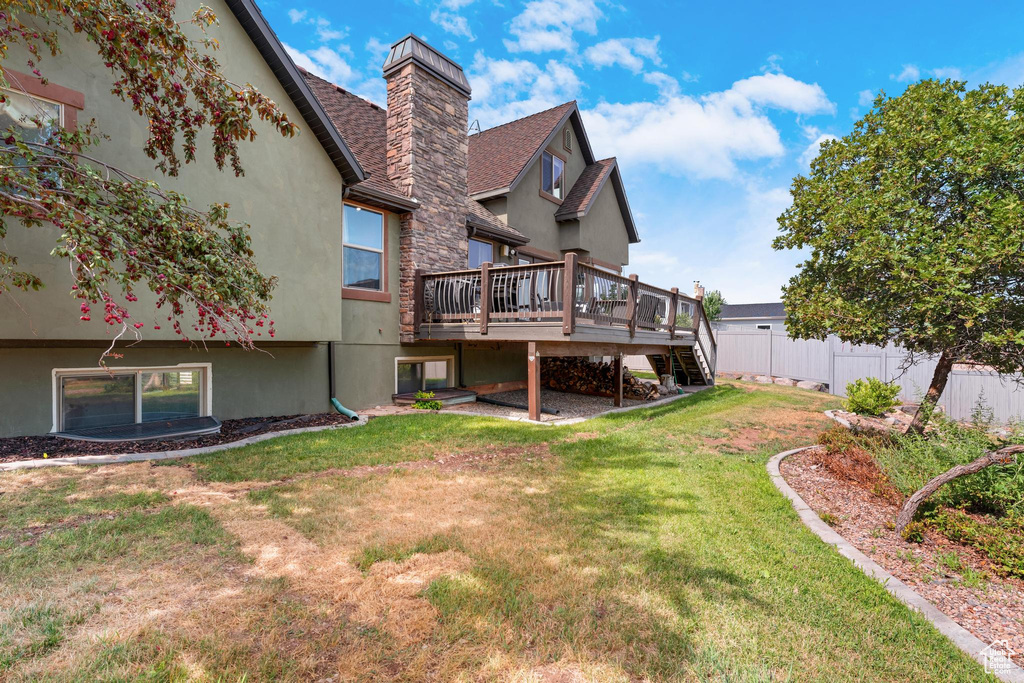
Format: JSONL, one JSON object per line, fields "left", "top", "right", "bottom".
{"left": 928, "top": 508, "right": 1024, "bottom": 578}
{"left": 411, "top": 390, "right": 442, "bottom": 411}
{"left": 868, "top": 419, "right": 1024, "bottom": 517}
{"left": 844, "top": 377, "right": 901, "bottom": 416}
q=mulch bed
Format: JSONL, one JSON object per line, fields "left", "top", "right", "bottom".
{"left": 782, "top": 448, "right": 1024, "bottom": 665}
{"left": 0, "top": 412, "right": 356, "bottom": 463}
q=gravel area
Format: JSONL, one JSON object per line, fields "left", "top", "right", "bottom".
{"left": 448, "top": 388, "right": 649, "bottom": 422}
{"left": 0, "top": 412, "right": 356, "bottom": 463}
{"left": 782, "top": 449, "right": 1024, "bottom": 665}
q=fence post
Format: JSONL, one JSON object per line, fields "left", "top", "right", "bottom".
{"left": 479, "top": 262, "right": 491, "bottom": 335}
{"left": 413, "top": 269, "right": 424, "bottom": 336}
{"left": 561, "top": 253, "right": 577, "bottom": 334}
{"left": 668, "top": 287, "right": 679, "bottom": 340}
{"left": 626, "top": 274, "right": 639, "bottom": 338}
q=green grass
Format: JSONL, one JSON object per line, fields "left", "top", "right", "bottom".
{"left": 0, "top": 381, "right": 999, "bottom": 680}
{"left": 631, "top": 370, "right": 659, "bottom": 380}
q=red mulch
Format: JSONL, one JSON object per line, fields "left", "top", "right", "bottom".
{"left": 0, "top": 412, "right": 356, "bottom": 463}
{"left": 782, "top": 448, "right": 1024, "bottom": 666}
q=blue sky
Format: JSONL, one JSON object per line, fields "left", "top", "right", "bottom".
{"left": 257, "top": 0, "right": 1024, "bottom": 303}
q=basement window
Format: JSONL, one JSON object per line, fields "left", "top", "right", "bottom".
{"left": 343, "top": 204, "right": 384, "bottom": 291}
{"left": 395, "top": 357, "right": 453, "bottom": 394}
{"left": 54, "top": 365, "right": 210, "bottom": 433}
{"left": 541, "top": 151, "right": 565, "bottom": 200}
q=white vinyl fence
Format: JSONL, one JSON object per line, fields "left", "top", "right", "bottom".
{"left": 716, "top": 329, "right": 1024, "bottom": 423}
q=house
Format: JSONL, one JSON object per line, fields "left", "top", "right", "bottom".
{"left": 0, "top": 4, "right": 716, "bottom": 439}
{"left": 715, "top": 303, "right": 787, "bottom": 331}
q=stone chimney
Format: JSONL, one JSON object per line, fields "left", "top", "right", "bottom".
{"left": 693, "top": 281, "right": 705, "bottom": 300}
{"left": 383, "top": 35, "right": 472, "bottom": 341}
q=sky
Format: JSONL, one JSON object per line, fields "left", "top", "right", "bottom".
{"left": 257, "top": 0, "right": 1024, "bottom": 304}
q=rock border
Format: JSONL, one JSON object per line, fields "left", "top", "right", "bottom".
{"left": 768, "top": 446, "right": 1024, "bottom": 683}
{"left": 0, "top": 417, "right": 369, "bottom": 472}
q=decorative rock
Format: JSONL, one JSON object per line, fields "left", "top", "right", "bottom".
{"left": 656, "top": 384, "right": 670, "bottom": 396}
{"left": 796, "top": 380, "right": 826, "bottom": 392}
{"left": 741, "top": 374, "right": 758, "bottom": 382}
{"left": 774, "top": 377, "right": 798, "bottom": 386}
{"left": 754, "top": 375, "right": 773, "bottom": 384}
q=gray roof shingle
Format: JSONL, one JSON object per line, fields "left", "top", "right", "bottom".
{"left": 720, "top": 302, "right": 786, "bottom": 319}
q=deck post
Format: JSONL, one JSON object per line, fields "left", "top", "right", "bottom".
{"left": 668, "top": 287, "right": 679, "bottom": 340}
{"left": 613, "top": 353, "right": 623, "bottom": 407}
{"left": 626, "top": 274, "right": 639, "bottom": 338}
{"left": 413, "top": 269, "right": 424, "bottom": 336}
{"left": 528, "top": 341, "right": 542, "bottom": 421}
{"left": 561, "top": 252, "right": 577, "bottom": 335}
{"left": 479, "top": 262, "right": 491, "bottom": 335}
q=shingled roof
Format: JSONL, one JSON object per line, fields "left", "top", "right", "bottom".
{"left": 555, "top": 158, "right": 616, "bottom": 220}
{"left": 720, "top": 303, "right": 786, "bottom": 320}
{"left": 301, "top": 70, "right": 526, "bottom": 243}
{"left": 467, "top": 102, "right": 577, "bottom": 197}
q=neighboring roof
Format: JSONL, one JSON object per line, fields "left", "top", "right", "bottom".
{"left": 302, "top": 70, "right": 417, "bottom": 211}
{"left": 467, "top": 102, "right": 579, "bottom": 197}
{"left": 720, "top": 303, "right": 786, "bottom": 320}
{"left": 383, "top": 35, "right": 471, "bottom": 97}
{"left": 223, "top": 0, "right": 365, "bottom": 186}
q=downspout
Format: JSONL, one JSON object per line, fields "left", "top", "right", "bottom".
{"left": 326, "top": 340, "right": 358, "bottom": 420}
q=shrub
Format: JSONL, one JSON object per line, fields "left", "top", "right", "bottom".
{"left": 411, "top": 391, "right": 442, "bottom": 411}
{"left": 844, "top": 377, "right": 901, "bottom": 416}
{"left": 928, "top": 509, "right": 1024, "bottom": 579}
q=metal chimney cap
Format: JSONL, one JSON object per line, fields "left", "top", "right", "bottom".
{"left": 383, "top": 34, "right": 471, "bottom": 97}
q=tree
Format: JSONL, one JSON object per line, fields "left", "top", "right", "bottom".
{"left": 0, "top": 0, "right": 300, "bottom": 357}
{"left": 774, "top": 79, "right": 1024, "bottom": 433}
{"left": 702, "top": 289, "right": 725, "bottom": 321}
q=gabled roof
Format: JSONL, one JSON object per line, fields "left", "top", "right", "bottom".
{"left": 302, "top": 70, "right": 417, "bottom": 211}
{"left": 223, "top": 0, "right": 364, "bottom": 186}
{"left": 554, "top": 157, "right": 639, "bottom": 244}
{"left": 468, "top": 102, "right": 585, "bottom": 197}
{"left": 720, "top": 303, "right": 786, "bottom": 320}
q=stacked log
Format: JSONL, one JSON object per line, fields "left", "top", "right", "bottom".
{"left": 540, "top": 357, "right": 659, "bottom": 400}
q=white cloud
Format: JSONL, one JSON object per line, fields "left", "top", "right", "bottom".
{"left": 931, "top": 66, "right": 963, "bottom": 80}
{"left": 284, "top": 43, "right": 356, "bottom": 85}
{"left": 287, "top": 8, "right": 307, "bottom": 23}
{"left": 431, "top": 7, "right": 475, "bottom": 39}
{"left": 857, "top": 89, "right": 874, "bottom": 106}
{"left": 365, "top": 37, "right": 391, "bottom": 62}
{"left": 643, "top": 72, "right": 679, "bottom": 97}
{"left": 973, "top": 52, "right": 1024, "bottom": 87}
{"left": 504, "top": 0, "right": 602, "bottom": 53}
{"left": 892, "top": 64, "right": 921, "bottom": 82}
{"left": 584, "top": 36, "right": 662, "bottom": 73}
{"left": 799, "top": 133, "right": 838, "bottom": 167}
{"left": 468, "top": 52, "right": 581, "bottom": 126}
{"left": 583, "top": 72, "right": 834, "bottom": 180}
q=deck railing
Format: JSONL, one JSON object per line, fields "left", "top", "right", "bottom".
{"left": 416, "top": 253, "right": 718, "bottom": 378}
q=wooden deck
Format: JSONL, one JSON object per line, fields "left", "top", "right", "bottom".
{"left": 413, "top": 254, "right": 718, "bottom": 420}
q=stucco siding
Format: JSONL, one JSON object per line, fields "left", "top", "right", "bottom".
{"left": 579, "top": 180, "right": 630, "bottom": 268}
{"left": 0, "top": 0, "right": 344, "bottom": 344}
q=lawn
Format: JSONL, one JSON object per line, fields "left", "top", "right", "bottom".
{"left": 0, "top": 381, "right": 997, "bottom": 681}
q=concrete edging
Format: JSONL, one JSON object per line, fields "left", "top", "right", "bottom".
{"left": 768, "top": 446, "right": 1024, "bottom": 682}
{"left": 0, "top": 417, "right": 369, "bottom": 472}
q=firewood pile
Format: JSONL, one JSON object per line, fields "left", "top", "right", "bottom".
{"left": 540, "top": 357, "right": 659, "bottom": 400}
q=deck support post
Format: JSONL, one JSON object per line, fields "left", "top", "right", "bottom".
{"left": 668, "top": 287, "right": 679, "bottom": 340}
{"left": 613, "top": 353, "right": 623, "bottom": 407}
{"left": 626, "top": 274, "right": 639, "bottom": 338}
{"left": 562, "top": 253, "right": 578, "bottom": 335}
{"left": 528, "top": 341, "right": 542, "bottom": 421}
{"left": 479, "top": 262, "right": 491, "bottom": 335}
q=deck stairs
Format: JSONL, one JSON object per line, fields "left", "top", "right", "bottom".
{"left": 646, "top": 345, "right": 713, "bottom": 387}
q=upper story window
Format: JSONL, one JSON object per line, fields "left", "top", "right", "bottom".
{"left": 469, "top": 238, "right": 493, "bottom": 269}
{"left": 343, "top": 204, "right": 384, "bottom": 291}
{"left": 0, "top": 89, "right": 62, "bottom": 144}
{"left": 541, "top": 151, "right": 565, "bottom": 201}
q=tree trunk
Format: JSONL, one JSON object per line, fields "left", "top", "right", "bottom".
{"left": 908, "top": 350, "right": 954, "bottom": 434}
{"left": 895, "top": 445, "right": 1022, "bottom": 535}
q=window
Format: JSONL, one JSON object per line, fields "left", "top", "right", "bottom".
{"left": 540, "top": 151, "right": 565, "bottom": 200}
{"left": 0, "top": 89, "right": 62, "bottom": 144}
{"left": 469, "top": 238, "right": 493, "bottom": 268}
{"left": 343, "top": 204, "right": 384, "bottom": 291}
{"left": 563, "top": 127, "right": 572, "bottom": 153}
{"left": 756, "top": 324, "right": 772, "bottom": 330}
{"left": 54, "top": 365, "right": 209, "bottom": 432}
{"left": 395, "top": 357, "right": 452, "bottom": 394}
{"left": 517, "top": 256, "right": 533, "bottom": 265}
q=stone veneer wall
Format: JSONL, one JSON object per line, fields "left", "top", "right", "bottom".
{"left": 385, "top": 62, "right": 470, "bottom": 341}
